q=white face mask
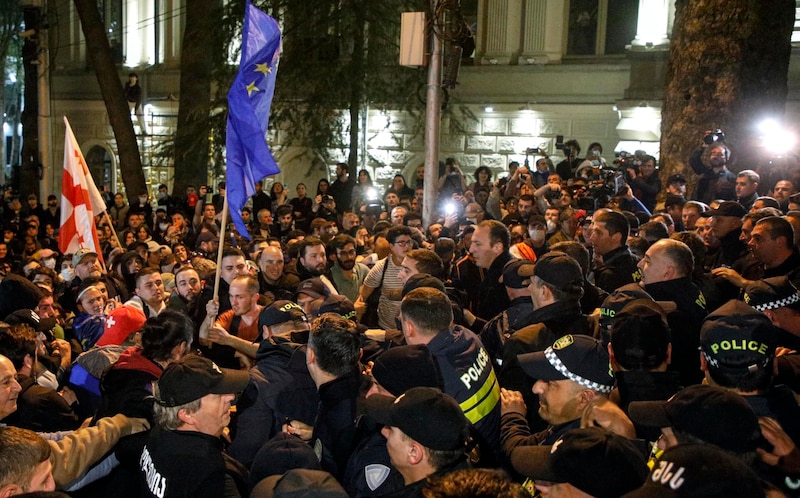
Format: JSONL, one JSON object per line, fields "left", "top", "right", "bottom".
{"left": 61, "top": 268, "right": 74, "bottom": 282}
{"left": 529, "top": 229, "right": 545, "bottom": 244}
{"left": 156, "top": 192, "right": 167, "bottom": 200}
{"left": 159, "top": 222, "right": 169, "bottom": 231}
{"left": 546, "top": 220, "right": 558, "bottom": 233}
{"left": 43, "top": 258, "right": 56, "bottom": 270}
{"left": 37, "top": 369, "right": 59, "bottom": 391}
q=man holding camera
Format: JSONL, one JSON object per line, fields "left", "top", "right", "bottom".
{"left": 689, "top": 131, "right": 737, "bottom": 204}
{"left": 555, "top": 139, "right": 583, "bottom": 182}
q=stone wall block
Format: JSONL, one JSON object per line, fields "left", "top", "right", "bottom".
{"left": 466, "top": 136, "right": 497, "bottom": 152}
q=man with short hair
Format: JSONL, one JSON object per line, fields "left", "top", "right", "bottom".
{"left": 390, "top": 206, "right": 408, "bottom": 226}
{"left": 400, "top": 287, "right": 501, "bottom": 464}
{"left": 124, "top": 268, "right": 166, "bottom": 318}
{"left": 467, "top": 220, "right": 513, "bottom": 322}
{"left": 397, "top": 249, "right": 444, "bottom": 284}
{"left": 736, "top": 170, "right": 760, "bottom": 211}
{"left": 329, "top": 234, "right": 369, "bottom": 303}
{"left": 204, "top": 275, "right": 264, "bottom": 367}
{"left": 257, "top": 245, "right": 299, "bottom": 302}
{"left": 681, "top": 201, "right": 706, "bottom": 231}
{"left": 703, "top": 201, "right": 749, "bottom": 272}
{"left": 284, "top": 314, "right": 362, "bottom": 479}
{"left": 748, "top": 216, "right": 800, "bottom": 278}
{"left": 500, "top": 334, "right": 615, "bottom": 454}
{"left": 167, "top": 266, "right": 205, "bottom": 313}
{"left": 0, "top": 425, "right": 55, "bottom": 495}
{"left": 637, "top": 238, "right": 707, "bottom": 385}
{"left": 589, "top": 210, "right": 640, "bottom": 293}
{"left": 295, "top": 236, "right": 336, "bottom": 294}
{"left": 773, "top": 179, "right": 797, "bottom": 211}
{"left": 365, "top": 387, "right": 469, "bottom": 495}
{"left": 228, "top": 301, "right": 316, "bottom": 468}
{"left": 140, "top": 355, "right": 249, "bottom": 498}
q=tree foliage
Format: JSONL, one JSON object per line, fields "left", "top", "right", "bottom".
{"left": 206, "top": 0, "right": 426, "bottom": 177}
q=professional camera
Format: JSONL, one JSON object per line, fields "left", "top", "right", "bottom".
{"left": 703, "top": 129, "right": 726, "bottom": 145}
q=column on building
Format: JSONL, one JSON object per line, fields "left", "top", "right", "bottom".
{"left": 517, "top": 0, "right": 566, "bottom": 65}
{"left": 477, "top": 0, "right": 522, "bottom": 65}
{"left": 629, "top": 0, "right": 671, "bottom": 50}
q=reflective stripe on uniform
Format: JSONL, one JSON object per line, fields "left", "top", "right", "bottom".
{"left": 459, "top": 369, "right": 500, "bottom": 425}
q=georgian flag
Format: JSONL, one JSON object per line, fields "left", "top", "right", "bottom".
{"left": 59, "top": 117, "right": 106, "bottom": 263}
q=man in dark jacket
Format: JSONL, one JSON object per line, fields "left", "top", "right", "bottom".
{"left": 284, "top": 313, "right": 363, "bottom": 480}
{"left": 637, "top": 239, "right": 708, "bottom": 386}
{"left": 589, "top": 210, "right": 640, "bottom": 293}
{"left": 466, "top": 220, "right": 513, "bottom": 327}
{"left": 228, "top": 301, "right": 318, "bottom": 468}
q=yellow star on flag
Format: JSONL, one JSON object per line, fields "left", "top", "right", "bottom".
{"left": 246, "top": 81, "right": 260, "bottom": 97}
{"left": 255, "top": 62, "right": 271, "bottom": 75}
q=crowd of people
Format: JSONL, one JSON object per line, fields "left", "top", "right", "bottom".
{"left": 2, "top": 133, "right": 800, "bottom": 497}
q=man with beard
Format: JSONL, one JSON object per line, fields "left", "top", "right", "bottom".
{"left": 330, "top": 234, "right": 369, "bottom": 303}
{"left": 689, "top": 140, "right": 736, "bottom": 204}
{"left": 295, "top": 236, "right": 337, "bottom": 294}
{"left": 167, "top": 266, "right": 208, "bottom": 314}
{"left": 257, "top": 246, "right": 299, "bottom": 302}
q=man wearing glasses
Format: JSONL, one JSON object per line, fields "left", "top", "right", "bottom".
{"left": 358, "top": 225, "right": 414, "bottom": 329}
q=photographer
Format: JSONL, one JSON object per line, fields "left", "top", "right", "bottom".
{"left": 627, "top": 155, "right": 661, "bottom": 212}
{"left": 531, "top": 156, "right": 555, "bottom": 188}
{"left": 437, "top": 157, "right": 468, "bottom": 201}
{"left": 556, "top": 138, "right": 583, "bottom": 181}
{"left": 689, "top": 130, "right": 737, "bottom": 204}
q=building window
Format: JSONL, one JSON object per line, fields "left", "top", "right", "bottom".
{"left": 793, "top": 1, "right": 800, "bottom": 44}
{"left": 566, "top": 0, "right": 639, "bottom": 56}
{"left": 98, "top": 0, "right": 123, "bottom": 63}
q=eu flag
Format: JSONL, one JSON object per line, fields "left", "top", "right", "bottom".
{"left": 226, "top": 2, "right": 281, "bottom": 239}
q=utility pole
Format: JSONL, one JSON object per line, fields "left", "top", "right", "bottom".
{"left": 37, "top": 0, "right": 52, "bottom": 197}
{"left": 422, "top": 0, "right": 442, "bottom": 228}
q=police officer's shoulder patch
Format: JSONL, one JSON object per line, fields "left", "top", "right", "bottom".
{"left": 365, "top": 464, "right": 391, "bottom": 491}
{"left": 552, "top": 335, "right": 574, "bottom": 350}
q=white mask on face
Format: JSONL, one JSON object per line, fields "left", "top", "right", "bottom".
{"left": 546, "top": 220, "right": 558, "bottom": 233}
{"left": 529, "top": 229, "right": 545, "bottom": 244}
{"left": 43, "top": 258, "right": 57, "bottom": 270}
{"left": 61, "top": 267, "right": 74, "bottom": 282}
{"left": 159, "top": 222, "right": 169, "bottom": 231}
{"left": 37, "top": 369, "right": 59, "bottom": 391}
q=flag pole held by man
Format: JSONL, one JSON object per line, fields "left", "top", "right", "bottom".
{"left": 225, "top": 1, "right": 282, "bottom": 241}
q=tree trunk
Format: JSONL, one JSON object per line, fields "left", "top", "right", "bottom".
{"left": 20, "top": 6, "right": 39, "bottom": 199}
{"left": 660, "top": 0, "right": 795, "bottom": 191}
{"left": 172, "top": 0, "right": 220, "bottom": 197}
{"left": 73, "top": 0, "right": 146, "bottom": 204}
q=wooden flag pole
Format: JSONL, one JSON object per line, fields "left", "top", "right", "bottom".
{"left": 212, "top": 194, "right": 230, "bottom": 303}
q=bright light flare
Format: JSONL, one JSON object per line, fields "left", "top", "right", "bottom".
{"left": 759, "top": 119, "right": 796, "bottom": 154}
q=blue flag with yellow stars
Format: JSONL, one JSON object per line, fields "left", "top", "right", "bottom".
{"left": 226, "top": 2, "right": 281, "bottom": 239}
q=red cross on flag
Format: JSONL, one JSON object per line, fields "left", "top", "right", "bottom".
{"left": 59, "top": 117, "right": 107, "bottom": 264}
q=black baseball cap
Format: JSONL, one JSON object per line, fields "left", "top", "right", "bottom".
{"left": 622, "top": 443, "right": 764, "bottom": 497}
{"left": 511, "top": 427, "right": 648, "bottom": 498}
{"left": 744, "top": 276, "right": 800, "bottom": 312}
{"left": 315, "top": 295, "right": 356, "bottom": 322}
{"left": 155, "top": 355, "right": 250, "bottom": 407}
{"left": 610, "top": 300, "right": 671, "bottom": 370}
{"left": 667, "top": 173, "right": 687, "bottom": 185}
{"left": 519, "top": 253, "right": 583, "bottom": 297}
{"left": 627, "top": 385, "right": 761, "bottom": 454}
{"left": 500, "top": 259, "right": 535, "bottom": 289}
{"left": 294, "top": 278, "right": 330, "bottom": 300}
{"left": 258, "top": 300, "right": 308, "bottom": 329}
{"left": 365, "top": 387, "right": 468, "bottom": 451}
{"left": 702, "top": 201, "right": 746, "bottom": 219}
{"left": 4, "top": 309, "right": 56, "bottom": 332}
{"left": 699, "top": 300, "right": 777, "bottom": 374}
{"left": 401, "top": 273, "right": 446, "bottom": 298}
{"left": 518, "top": 334, "right": 614, "bottom": 394}
{"left": 371, "top": 345, "right": 441, "bottom": 397}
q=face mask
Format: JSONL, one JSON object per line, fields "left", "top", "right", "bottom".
{"left": 139, "top": 197, "right": 147, "bottom": 205}
{"left": 546, "top": 220, "right": 558, "bottom": 233}
{"left": 37, "top": 369, "right": 59, "bottom": 391}
{"left": 466, "top": 217, "right": 477, "bottom": 224}
{"left": 61, "top": 268, "right": 74, "bottom": 282}
{"left": 159, "top": 222, "right": 169, "bottom": 231}
{"left": 156, "top": 192, "right": 167, "bottom": 200}
{"left": 529, "top": 229, "right": 545, "bottom": 244}
{"left": 43, "top": 258, "right": 56, "bottom": 270}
